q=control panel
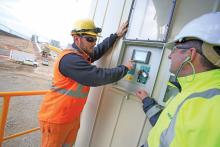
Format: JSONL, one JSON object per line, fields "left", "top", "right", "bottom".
{"left": 125, "top": 50, "right": 151, "bottom": 84}
{"left": 116, "top": 45, "right": 162, "bottom": 95}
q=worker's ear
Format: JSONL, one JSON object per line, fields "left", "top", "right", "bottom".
{"left": 188, "top": 48, "right": 197, "bottom": 61}
{"left": 73, "top": 35, "right": 80, "bottom": 42}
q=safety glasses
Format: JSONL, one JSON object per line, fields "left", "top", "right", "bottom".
{"left": 81, "top": 35, "right": 97, "bottom": 43}
{"left": 173, "top": 44, "right": 190, "bottom": 50}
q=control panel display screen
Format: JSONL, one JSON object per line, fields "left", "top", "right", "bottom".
{"left": 132, "top": 50, "right": 151, "bottom": 64}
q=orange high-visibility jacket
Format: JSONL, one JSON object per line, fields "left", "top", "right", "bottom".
{"left": 38, "top": 49, "right": 90, "bottom": 123}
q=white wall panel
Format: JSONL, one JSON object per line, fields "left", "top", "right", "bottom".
{"left": 168, "top": 0, "right": 219, "bottom": 41}
{"left": 93, "top": 0, "right": 109, "bottom": 28}
{"left": 110, "top": 95, "right": 146, "bottom": 147}
{"left": 126, "top": 0, "right": 174, "bottom": 41}
{"left": 89, "top": 87, "right": 125, "bottom": 147}
{"left": 99, "top": 0, "right": 126, "bottom": 40}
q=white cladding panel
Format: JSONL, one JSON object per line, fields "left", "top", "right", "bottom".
{"left": 126, "top": 0, "right": 174, "bottom": 41}
{"left": 93, "top": 0, "right": 109, "bottom": 28}
{"left": 76, "top": 0, "right": 220, "bottom": 147}
{"left": 89, "top": 87, "right": 125, "bottom": 147}
{"left": 99, "top": 0, "right": 126, "bottom": 40}
{"left": 168, "top": 0, "right": 219, "bottom": 41}
{"left": 110, "top": 94, "right": 146, "bottom": 147}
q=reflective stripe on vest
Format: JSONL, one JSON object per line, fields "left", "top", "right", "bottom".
{"left": 51, "top": 84, "right": 88, "bottom": 98}
{"left": 159, "top": 88, "right": 220, "bottom": 147}
{"left": 62, "top": 144, "right": 71, "bottom": 147}
{"left": 146, "top": 104, "right": 164, "bottom": 118}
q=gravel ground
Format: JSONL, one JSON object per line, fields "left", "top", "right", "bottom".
{"left": 0, "top": 56, "right": 53, "bottom": 147}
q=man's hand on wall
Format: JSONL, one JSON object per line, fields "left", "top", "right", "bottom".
{"left": 116, "top": 21, "right": 128, "bottom": 37}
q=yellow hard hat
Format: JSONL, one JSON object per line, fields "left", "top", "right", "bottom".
{"left": 71, "top": 19, "right": 102, "bottom": 36}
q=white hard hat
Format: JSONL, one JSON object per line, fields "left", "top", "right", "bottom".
{"left": 166, "top": 12, "right": 220, "bottom": 67}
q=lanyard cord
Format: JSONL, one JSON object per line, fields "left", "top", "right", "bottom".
{"left": 175, "top": 60, "right": 196, "bottom": 82}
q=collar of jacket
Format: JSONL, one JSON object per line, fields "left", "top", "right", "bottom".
{"left": 177, "top": 69, "right": 220, "bottom": 92}
{"left": 71, "top": 43, "right": 92, "bottom": 63}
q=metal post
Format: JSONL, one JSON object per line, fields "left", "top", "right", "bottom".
{"left": 0, "top": 96, "right": 10, "bottom": 147}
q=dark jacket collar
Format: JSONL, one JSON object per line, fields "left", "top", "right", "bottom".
{"left": 71, "top": 43, "right": 91, "bottom": 63}
{"left": 72, "top": 43, "right": 80, "bottom": 51}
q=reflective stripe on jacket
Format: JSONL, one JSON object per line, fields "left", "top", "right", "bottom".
{"left": 147, "top": 69, "right": 220, "bottom": 147}
{"left": 38, "top": 49, "right": 90, "bottom": 123}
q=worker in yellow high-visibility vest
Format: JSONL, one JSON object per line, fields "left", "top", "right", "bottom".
{"left": 136, "top": 12, "right": 220, "bottom": 147}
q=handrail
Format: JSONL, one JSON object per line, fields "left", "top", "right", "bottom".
{"left": 0, "top": 90, "right": 48, "bottom": 147}
{"left": 0, "top": 90, "right": 48, "bottom": 97}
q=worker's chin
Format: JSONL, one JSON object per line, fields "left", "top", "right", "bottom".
{"left": 87, "top": 48, "right": 93, "bottom": 54}
{"left": 169, "top": 68, "right": 175, "bottom": 75}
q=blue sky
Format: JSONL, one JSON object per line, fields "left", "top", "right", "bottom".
{"left": 0, "top": 0, "right": 92, "bottom": 47}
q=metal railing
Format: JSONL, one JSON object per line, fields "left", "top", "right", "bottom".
{"left": 0, "top": 90, "right": 48, "bottom": 147}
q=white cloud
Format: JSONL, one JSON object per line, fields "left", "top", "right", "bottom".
{"left": 0, "top": 0, "right": 92, "bottom": 46}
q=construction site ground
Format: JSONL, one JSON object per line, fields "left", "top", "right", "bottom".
{"left": 0, "top": 34, "right": 54, "bottom": 147}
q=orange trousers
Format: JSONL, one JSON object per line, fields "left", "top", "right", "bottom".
{"left": 39, "top": 120, "right": 80, "bottom": 147}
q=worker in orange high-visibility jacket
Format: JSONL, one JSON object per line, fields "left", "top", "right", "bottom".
{"left": 38, "top": 19, "right": 133, "bottom": 147}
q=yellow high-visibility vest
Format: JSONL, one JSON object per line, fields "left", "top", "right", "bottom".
{"left": 148, "top": 69, "right": 220, "bottom": 147}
